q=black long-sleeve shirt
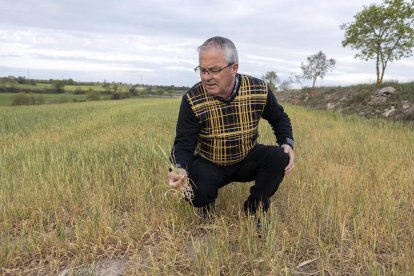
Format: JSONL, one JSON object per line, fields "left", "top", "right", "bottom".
{"left": 172, "top": 74, "right": 294, "bottom": 169}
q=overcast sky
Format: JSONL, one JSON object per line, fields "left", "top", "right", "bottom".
{"left": 1, "top": 0, "right": 413, "bottom": 87}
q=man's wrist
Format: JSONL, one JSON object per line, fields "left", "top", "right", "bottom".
{"left": 285, "top": 138, "right": 294, "bottom": 150}
{"left": 282, "top": 143, "right": 293, "bottom": 151}
{"left": 168, "top": 163, "right": 185, "bottom": 173}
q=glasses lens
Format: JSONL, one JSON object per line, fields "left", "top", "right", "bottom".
{"left": 195, "top": 64, "right": 233, "bottom": 75}
{"left": 209, "top": 68, "right": 221, "bottom": 74}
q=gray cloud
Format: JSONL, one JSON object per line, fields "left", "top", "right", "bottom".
{"left": 0, "top": 0, "right": 412, "bottom": 86}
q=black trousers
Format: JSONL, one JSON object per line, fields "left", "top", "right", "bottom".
{"left": 187, "top": 144, "right": 289, "bottom": 214}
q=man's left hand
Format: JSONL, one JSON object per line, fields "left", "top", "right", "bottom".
{"left": 281, "top": 144, "right": 295, "bottom": 175}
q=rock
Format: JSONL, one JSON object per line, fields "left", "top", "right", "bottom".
{"left": 383, "top": 106, "right": 396, "bottom": 117}
{"left": 339, "top": 95, "right": 348, "bottom": 103}
{"left": 327, "top": 103, "right": 335, "bottom": 110}
{"left": 376, "top": 86, "right": 396, "bottom": 96}
{"left": 402, "top": 101, "right": 411, "bottom": 110}
{"left": 369, "top": 86, "right": 398, "bottom": 105}
{"left": 403, "top": 105, "right": 414, "bottom": 116}
{"left": 368, "top": 94, "right": 388, "bottom": 105}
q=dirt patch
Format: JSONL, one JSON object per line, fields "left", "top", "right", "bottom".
{"left": 59, "top": 258, "right": 129, "bottom": 276}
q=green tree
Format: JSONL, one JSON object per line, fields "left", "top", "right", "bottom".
{"left": 300, "top": 51, "right": 336, "bottom": 88}
{"left": 52, "top": 80, "right": 65, "bottom": 93}
{"left": 17, "top": 76, "right": 26, "bottom": 84}
{"left": 341, "top": 0, "right": 414, "bottom": 87}
{"left": 66, "top": 78, "right": 75, "bottom": 85}
{"left": 263, "top": 71, "right": 279, "bottom": 91}
{"left": 102, "top": 80, "right": 110, "bottom": 88}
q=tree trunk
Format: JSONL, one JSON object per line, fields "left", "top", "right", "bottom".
{"left": 378, "top": 68, "right": 385, "bottom": 88}
{"left": 375, "top": 54, "right": 381, "bottom": 88}
{"left": 379, "top": 61, "right": 387, "bottom": 88}
{"left": 312, "top": 77, "right": 317, "bottom": 88}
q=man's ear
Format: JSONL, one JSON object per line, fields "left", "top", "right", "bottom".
{"left": 231, "top": 63, "right": 239, "bottom": 76}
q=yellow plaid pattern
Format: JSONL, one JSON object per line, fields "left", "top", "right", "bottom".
{"left": 186, "top": 75, "right": 268, "bottom": 166}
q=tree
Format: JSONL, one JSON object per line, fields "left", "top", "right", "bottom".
{"left": 279, "top": 80, "right": 292, "bottom": 91}
{"left": 300, "top": 51, "right": 336, "bottom": 88}
{"left": 341, "top": 0, "right": 414, "bottom": 87}
{"left": 289, "top": 73, "right": 307, "bottom": 91}
{"left": 17, "top": 76, "right": 26, "bottom": 84}
{"left": 52, "top": 80, "right": 65, "bottom": 93}
{"left": 263, "top": 71, "right": 280, "bottom": 91}
{"left": 102, "top": 80, "right": 110, "bottom": 88}
{"left": 66, "top": 78, "right": 75, "bottom": 85}
{"left": 111, "top": 82, "right": 119, "bottom": 93}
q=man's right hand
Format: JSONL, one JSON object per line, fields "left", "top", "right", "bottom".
{"left": 167, "top": 168, "right": 187, "bottom": 188}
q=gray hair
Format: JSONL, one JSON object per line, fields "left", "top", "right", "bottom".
{"left": 198, "top": 36, "right": 239, "bottom": 64}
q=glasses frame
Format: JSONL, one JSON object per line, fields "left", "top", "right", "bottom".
{"left": 194, "top": 63, "right": 234, "bottom": 75}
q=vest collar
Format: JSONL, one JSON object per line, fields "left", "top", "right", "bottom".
{"left": 215, "top": 74, "right": 240, "bottom": 104}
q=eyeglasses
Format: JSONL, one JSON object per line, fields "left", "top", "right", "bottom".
{"left": 194, "top": 64, "right": 233, "bottom": 75}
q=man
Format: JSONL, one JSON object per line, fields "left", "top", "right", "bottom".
{"left": 168, "top": 36, "right": 294, "bottom": 218}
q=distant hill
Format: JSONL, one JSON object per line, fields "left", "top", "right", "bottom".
{"left": 277, "top": 82, "right": 414, "bottom": 122}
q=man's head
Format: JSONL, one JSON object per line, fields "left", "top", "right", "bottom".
{"left": 196, "top": 36, "right": 239, "bottom": 98}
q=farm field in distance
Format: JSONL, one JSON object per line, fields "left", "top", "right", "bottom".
{"left": 0, "top": 78, "right": 189, "bottom": 105}
{"left": 0, "top": 98, "right": 413, "bottom": 274}
{"left": 0, "top": 93, "right": 92, "bottom": 106}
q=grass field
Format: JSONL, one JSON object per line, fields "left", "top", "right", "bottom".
{"left": 1, "top": 81, "right": 140, "bottom": 94}
{"left": 0, "top": 93, "right": 92, "bottom": 106}
{"left": 2, "top": 82, "right": 110, "bottom": 91}
{"left": 0, "top": 99, "right": 413, "bottom": 274}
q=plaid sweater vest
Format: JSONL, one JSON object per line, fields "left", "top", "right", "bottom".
{"left": 186, "top": 75, "right": 268, "bottom": 166}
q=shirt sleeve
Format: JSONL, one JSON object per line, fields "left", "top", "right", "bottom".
{"left": 261, "top": 89, "right": 294, "bottom": 149}
{"left": 170, "top": 95, "right": 200, "bottom": 170}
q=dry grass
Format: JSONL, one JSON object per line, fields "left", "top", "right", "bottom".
{"left": 0, "top": 98, "right": 413, "bottom": 275}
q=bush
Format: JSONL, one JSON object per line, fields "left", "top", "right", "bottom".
{"left": 52, "top": 80, "right": 65, "bottom": 93}
{"left": 111, "top": 92, "right": 129, "bottom": 100}
{"left": 11, "top": 93, "right": 44, "bottom": 106}
{"left": 73, "top": 86, "right": 85, "bottom": 94}
{"left": 399, "top": 82, "right": 414, "bottom": 102}
{"left": 86, "top": 92, "right": 100, "bottom": 101}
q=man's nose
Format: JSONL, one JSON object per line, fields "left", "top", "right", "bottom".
{"left": 201, "top": 71, "right": 213, "bottom": 80}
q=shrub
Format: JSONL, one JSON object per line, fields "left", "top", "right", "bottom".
{"left": 111, "top": 92, "right": 129, "bottom": 100}
{"left": 86, "top": 92, "right": 100, "bottom": 101}
{"left": 73, "top": 86, "right": 85, "bottom": 94}
{"left": 11, "top": 93, "right": 44, "bottom": 106}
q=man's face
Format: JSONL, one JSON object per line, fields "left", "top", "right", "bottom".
{"left": 198, "top": 48, "right": 238, "bottom": 98}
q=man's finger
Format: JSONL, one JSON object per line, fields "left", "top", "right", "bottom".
{"left": 285, "top": 161, "right": 294, "bottom": 174}
{"left": 168, "top": 174, "right": 187, "bottom": 188}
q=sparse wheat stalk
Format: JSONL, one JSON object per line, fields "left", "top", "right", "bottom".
{"left": 154, "top": 145, "right": 194, "bottom": 202}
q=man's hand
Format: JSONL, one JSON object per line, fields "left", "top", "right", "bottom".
{"left": 167, "top": 168, "right": 188, "bottom": 188}
{"left": 281, "top": 144, "right": 295, "bottom": 175}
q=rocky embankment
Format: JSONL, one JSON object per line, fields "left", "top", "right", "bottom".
{"left": 278, "top": 84, "right": 414, "bottom": 122}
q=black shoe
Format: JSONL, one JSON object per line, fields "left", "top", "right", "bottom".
{"left": 243, "top": 196, "right": 269, "bottom": 215}
{"left": 199, "top": 202, "right": 215, "bottom": 221}
{"left": 244, "top": 200, "right": 267, "bottom": 238}
{"left": 243, "top": 198, "right": 258, "bottom": 216}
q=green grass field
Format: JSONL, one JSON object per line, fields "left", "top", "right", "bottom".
{"left": 0, "top": 99, "right": 413, "bottom": 274}
{"left": 0, "top": 93, "right": 92, "bottom": 106}
{"left": 1, "top": 81, "right": 136, "bottom": 94}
